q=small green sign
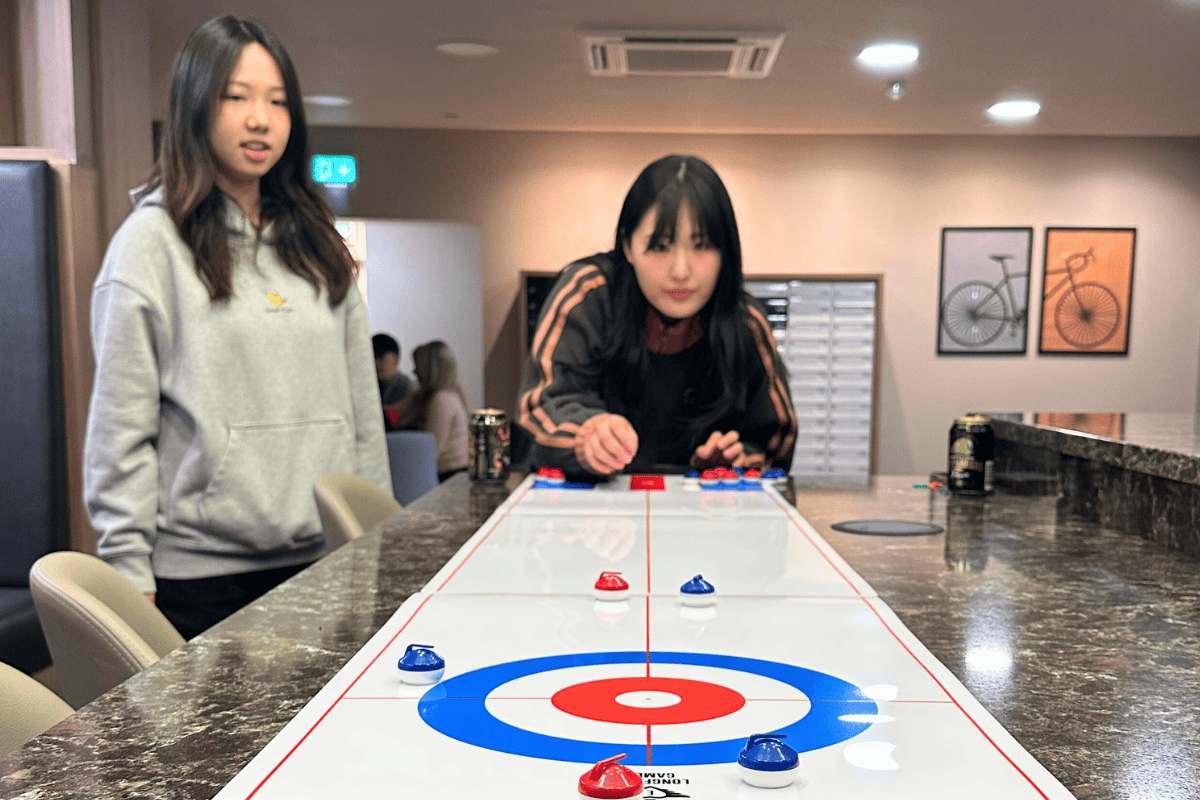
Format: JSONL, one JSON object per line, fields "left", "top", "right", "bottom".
{"left": 312, "top": 154, "right": 357, "bottom": 185}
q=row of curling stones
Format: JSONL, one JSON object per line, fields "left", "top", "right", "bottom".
{"left": 681, "top": 467, "right": 787, "bottom": 491}
{"left": 578, "top": 735, "right": 800, "bottom": 798}
{"left": 593, "top": 572, "right": 717, "bottom": 607}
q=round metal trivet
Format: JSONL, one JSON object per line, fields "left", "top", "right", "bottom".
{"left": 829, "top": 520, "right": 944, "bottom": 536}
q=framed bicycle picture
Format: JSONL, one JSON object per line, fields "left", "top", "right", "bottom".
{"left": 1038, "top": 227, "right": 1135, "bottom": 355}
{"left": 937, "top": 227, "right": 1033, "bottom": 355}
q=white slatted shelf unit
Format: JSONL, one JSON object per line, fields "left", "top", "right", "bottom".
{"left": 745, "top": 276, "right": 881, "bottom": 487}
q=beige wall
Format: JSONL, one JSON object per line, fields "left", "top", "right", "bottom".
{"left": 307, "top": 127, "right": 1200, "bottom": 475}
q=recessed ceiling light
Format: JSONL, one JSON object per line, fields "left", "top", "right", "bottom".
{"left": 304, "top": 94, "right": 352, "bottom": 107}
{"left": 987, "top": 100, "right": 1041, "bottom": 120}
{"left": 436, "top": 42, "right": 499, "bottom": 57}
{"left": 857, "top": 43, "right": 919, "bottom": 68}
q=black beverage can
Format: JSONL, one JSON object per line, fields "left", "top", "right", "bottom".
{"left": 947, "top": 415, "right": 994, "bottom": 495}
{"left": 469, "top": 408, "right": 510, "bottom": 482}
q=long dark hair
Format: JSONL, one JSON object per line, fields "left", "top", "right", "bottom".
{"left": 393, "top": 340, "right": 469, "bottom": 430}
{"left": 151, "top": 15, "right": 355, "bottom": 305}
{"left": 603, "top": 154, "right": 752, "bottom": 438}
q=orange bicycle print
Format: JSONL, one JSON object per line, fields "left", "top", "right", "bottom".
{"left": 1040, "top": 247, "right": 1120, "bottom": 349}
{"left": 1038, "top": 228, "right": 1135, "bottom": 355}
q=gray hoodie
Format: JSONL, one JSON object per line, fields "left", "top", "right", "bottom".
{"left": 84, "top": 187, "right": 391, "bottom": 593}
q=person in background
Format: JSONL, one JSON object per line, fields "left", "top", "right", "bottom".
{"left": 392, "top": 340, "right": 470, "bottom": 482}
{"left": 517, "top": 154, "right": 796, "bottom": 477}
{"left": 373, "top": 333, "right": 417, "bottom": 413}
{"left": 83, "top": 15, "right": 390, "bottom": 640}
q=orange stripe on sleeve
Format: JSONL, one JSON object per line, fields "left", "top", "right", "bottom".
{"left": 519, "top": 267, "right": 608, "bottom": 448}
{"left": 745, "top": 304, "right": 797, "bottom": 463}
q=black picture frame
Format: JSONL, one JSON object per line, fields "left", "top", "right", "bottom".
{"left": 937, "top": 227, "right": 1033, "bottom": 355}
{"left": 1038, "top": 227, "right": 1135, "bottom": 355}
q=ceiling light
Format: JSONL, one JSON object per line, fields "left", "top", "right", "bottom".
{"left": 436, "top": 42, "right": 499, "bottom": 57}
{"left": 857, "top": 43, "right": 919, "bottom": 68}
{"left": 987, "top": 100, "right": 1041, "bottom": 120}
{"left": 304, "top": 94, "right": 352, "bottom": 107}
{"left": 886, "top": 80, "right": 905, "bottom": 100}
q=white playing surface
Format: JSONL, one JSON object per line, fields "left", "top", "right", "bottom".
{"left": 214, "top": 476, "right": 1075, "bottom": 800}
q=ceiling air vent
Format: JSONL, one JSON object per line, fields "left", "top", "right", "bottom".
{"left": 580, "top": 30, "right": 785, "bottom": 78}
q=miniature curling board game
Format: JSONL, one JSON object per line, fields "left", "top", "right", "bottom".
{"left": 214, "top": 471, "right": 1074, "bottom": 800}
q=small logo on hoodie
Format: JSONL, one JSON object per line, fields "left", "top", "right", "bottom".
{"left": 265, "top": 292, "right": 292, "bottom": 313}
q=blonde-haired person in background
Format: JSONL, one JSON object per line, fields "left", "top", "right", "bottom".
{"left": 392, "top": 340, "right": 470, "bottom": 481}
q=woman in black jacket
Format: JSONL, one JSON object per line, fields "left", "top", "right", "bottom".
{"left": 517, "top": 155, "right": 796, "bottom": 478}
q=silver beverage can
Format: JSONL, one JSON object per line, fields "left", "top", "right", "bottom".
{"left": 947, "top": 415, "right": 995, "bottom": 495}
{"left": 469, "top": 408, "right": 511, "bottom": 482}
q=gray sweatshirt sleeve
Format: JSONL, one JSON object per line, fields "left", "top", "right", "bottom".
{"left": 344, "top": 287, "right": 392, "bottom": 493}
{"left": 85, "top": 278, "right": 165, "bottom": 593}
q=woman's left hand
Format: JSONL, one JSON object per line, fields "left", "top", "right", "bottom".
{"left": 690, "top": 430, "right": 750, "bottom": 468}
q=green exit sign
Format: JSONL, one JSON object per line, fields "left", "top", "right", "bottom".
{"left": 312, "top": 154, "right": 357, "bottom": 186}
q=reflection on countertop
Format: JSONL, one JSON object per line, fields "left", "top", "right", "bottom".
{"left": 796, "top": 475, "right": 1200, "bottom": 799}
{"left": 1, "top": 473, "right": 1198, "bottom": 800}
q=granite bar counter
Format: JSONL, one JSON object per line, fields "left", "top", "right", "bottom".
{"left": 988, "top": 411, "right": 1200, "bottom": 558}
{"left": 2, "top": 474, "right": 1199, "bottom": 799}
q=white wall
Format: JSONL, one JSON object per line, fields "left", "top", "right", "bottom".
{"left": 362, "top": 220, "right": 484, "bottom": 410}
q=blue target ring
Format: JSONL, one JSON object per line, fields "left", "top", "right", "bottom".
{"left": 417, "top": 651, "right": 876, "bottom": 766}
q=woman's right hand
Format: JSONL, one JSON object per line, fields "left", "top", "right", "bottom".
{"left": 574, "top": 413, "right": 639, "bottom": 475}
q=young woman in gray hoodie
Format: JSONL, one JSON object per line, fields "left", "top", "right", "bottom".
{"left": 84, "top": 16, "right": 390, "bottom": 639}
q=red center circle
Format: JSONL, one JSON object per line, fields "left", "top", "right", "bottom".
{"left": 551, "top": 677, "right": 745, "bottom": 725}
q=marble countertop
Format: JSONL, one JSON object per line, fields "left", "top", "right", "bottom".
{"left": 987, "top": 411, "right": 1200, "bottom": 485}
{"left": 2, "top": 474, "right": 1198, "bottom": 799}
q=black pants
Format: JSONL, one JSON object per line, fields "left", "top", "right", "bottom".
{"left": 155, "top": 562, "right": 313, "bottom": 640}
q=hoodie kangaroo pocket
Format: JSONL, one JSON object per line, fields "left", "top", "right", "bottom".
{"left": 199, "top": 417, "right": 353, "bottom": 553}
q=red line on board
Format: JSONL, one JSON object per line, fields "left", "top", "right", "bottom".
{"left": 767, "top": 491, "right": 864, "bottom": 597}
{"left": 435, "top": 481, "right": 532, "bottom": 591}
{"left": 245, "top": 593, "right": 435, "bottom": 798}
{"left": 646, "top": 724, "right": 653, "bottom": 765}
{"left": 644, "top": 492, "right": 652, "bottom": 678}
{"left": 644, "top": 492, "right": 652, "bottom": 596}
{"left": 861, "top": 600, "right": 1051, "bottom": 798}
{"left": 772, "top": 491, "right": 1051, "bottom": 797}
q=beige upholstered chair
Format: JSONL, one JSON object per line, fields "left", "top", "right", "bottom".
{"left": 29, "top": 552, "right": 186, "bottom": 709}
{"left": 314, "top": 472, "right": 402, "bottom": 551}
{"left": 0, "top": 660, "right": 73, "bottom": 757}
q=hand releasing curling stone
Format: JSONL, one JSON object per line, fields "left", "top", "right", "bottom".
{"left": 397, "top": 643, "right": 445, "bottom": 685}
{"left": 594, "top": 571, "right": 630, "bottom": 601}
{"left": 578, "top": 753, "right": 643, "bottom": 799}
{"left": 680, "top": 574, "right": 716, "bottom": 606}
{"left": 738, "top": 733, "right": 800, "bottom": 789}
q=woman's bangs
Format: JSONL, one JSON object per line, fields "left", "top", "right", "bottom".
{"left": 646, "top": 181, "right": 723, "bottom": 249}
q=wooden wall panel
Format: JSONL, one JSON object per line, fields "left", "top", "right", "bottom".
{"left": 0, "top": 0, "right": 20, "bottom": 145}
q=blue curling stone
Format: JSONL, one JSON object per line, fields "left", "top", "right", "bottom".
{"left": 398, "top": 643, "right": 445, "bottom": 684}
{"left": 738, "top": 734, "right": 798, "bottom": 771}
{"left": 738, "top": 734, "right": 800, "bottom": 788}
{"left": 680, "top": 575, "right": 715, "bottom": 595}
{"left": 762, "top": 468, "right": 787, "bottom": 480}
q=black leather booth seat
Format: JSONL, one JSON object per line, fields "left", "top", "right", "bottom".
{"left": 0, "top": 588, "right": 51, "bottom": 674}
